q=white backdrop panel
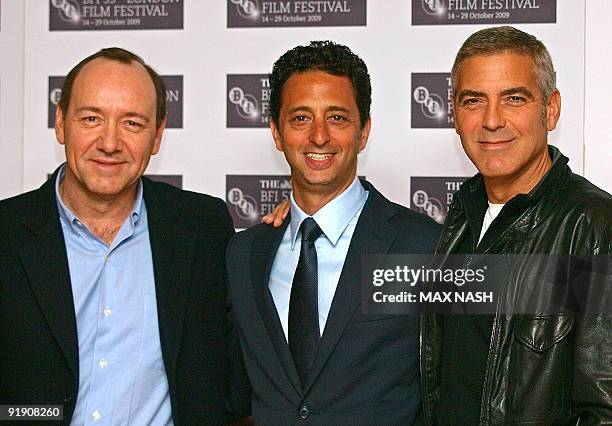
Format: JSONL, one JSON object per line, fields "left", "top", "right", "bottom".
{"left": 4, "top": 0, "right": 606, "bottom": 225}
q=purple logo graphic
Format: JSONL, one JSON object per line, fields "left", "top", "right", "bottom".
{"left": 412, "top": 0, "right": 556, "bottom": 25}
{"left": 226, "top": 175, "right": 292, "bottom": 228}
{"left": 228, "top": 0, "right": 366, "bottom": 28}
{"left": 227, "top": 75, "right": 270, "bottom": 128}
{"left": 50, "top": 0, "right": 183, "bottom": 31}
{"left": 411, "top": 73, "right": 453, "bottom": 128}
{"left": 410, "top": 176, "right": 469, "bottom": 224}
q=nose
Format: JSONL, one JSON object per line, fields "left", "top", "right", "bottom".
{"left": 482, "top": 101, "right": 506, "bottom": 131}
{"left": 96, "top": 122, "right": 122, "bottom": 153}
{"left": 309, "top": 117, "right": 330, "bottom": 146}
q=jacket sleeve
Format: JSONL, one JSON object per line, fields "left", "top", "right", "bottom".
{"left": 572, "top": 226, "right": 612, "bottom": 424}
{"left": 572, "top": 313, "right": 612, "bottom": 424}
{"left": 224, "top": 235, "right": 253, "bottom": 422}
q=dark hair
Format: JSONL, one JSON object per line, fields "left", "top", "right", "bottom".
{"left": 59, "top": 47, "right": 166, "bottom": 127}
{"left": 269, "top": 40, "right": 371, "bottom": 128}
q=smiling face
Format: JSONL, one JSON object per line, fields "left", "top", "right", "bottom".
{"left": 453, "top": 53, "right": 560, "bottom": 199}
{"left": 55, "top": 57, "right": 165, "bottom": 204}
{"left": 270, "top": 70, "right": 371, "bottom": 211}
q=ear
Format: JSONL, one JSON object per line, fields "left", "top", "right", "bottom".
{"left": 452, "top": 98, "right": 461, "bottom": 135}
{"left": 545, "top": 89, "right": 561, "bottom": 131}
{"left": 270, "top": 119, "right": 283, "bottom": 152}
{"left": 55, "top": 106, "right": 66, "bottom": 145}
{"left": 151, "top": 114, "right": 167, "bottom": 155}
{"left": 357, "top": 117, "right": 372, "bottom": 152}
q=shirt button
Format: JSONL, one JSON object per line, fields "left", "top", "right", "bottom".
{"left": 299, "top": 405, "right": 309, "bottom": 419}
{"left": 103, "top": 306, "right": 111, "bottom": 317}
{"left": 105, "top": 256, "right": 110, "bottom": 263}
{"left": 91, "top": 410, "right": 101, "bottom": 421}
{"left": 98, "top": 358, "right": 108, "bottom": 369}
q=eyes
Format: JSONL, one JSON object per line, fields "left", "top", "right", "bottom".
{"left": 460, "top": 95, "right": 528, "bottom": 108}
{"left": 289, "top": 113, "right": 351, "bottom": 126}
{"left": 81, "top": 116, "right": 99, "bottom": 125}
{"left": 506, "top": 95, "right": 527, "bottom": 105}
{"left": 125, "top": 120, "right": 144, "bottom": 129}
{"left": 78, "top": 115, "right": 146, "bottom": 131}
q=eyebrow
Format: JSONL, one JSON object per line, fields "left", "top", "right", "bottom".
{"left": 456, "top": 90, "right": 485, "bottom": 101}
{"left": 456, "top": 87, "right": 536, "bottom": 101}
{"left": 286, "top": 105, "right": 353, "bottom": 114}
{"left": 326, "top": 106, "right": 352, "bottom": 114}
{"left": 73, "top": 106, "right": 151, "bottom": 122}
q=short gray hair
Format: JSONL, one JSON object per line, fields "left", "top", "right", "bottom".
{"left": 451, "top": 26, "right": 556, "bottom": 104}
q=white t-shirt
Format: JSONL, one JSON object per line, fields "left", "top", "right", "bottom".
{"left": 478, "top": 202, "right": 506, "bottom": 244}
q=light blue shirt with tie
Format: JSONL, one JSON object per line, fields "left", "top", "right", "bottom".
{"left": 55, "top": 165, "right": 173, "bottom": 426}
{"left": 268, "top": 177, "right": 368, "bottom": 340}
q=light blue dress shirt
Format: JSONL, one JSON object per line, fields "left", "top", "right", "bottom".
{"left": 268, "top": 177, "right": 368, "bottom": 340}
{"left": 55, "top": 165, "right": 173, "bottom": 426}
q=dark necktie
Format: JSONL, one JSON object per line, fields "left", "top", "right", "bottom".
{"left": 289, "top": 217, "right": 323, "bottom": 385}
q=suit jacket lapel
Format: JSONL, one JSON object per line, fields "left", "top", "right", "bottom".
{"left": 251, "top": 217, "right": 302, "bottom": 394}
{"left": 143, "top": 180, "right": 194, "bottom": 378}
{"left": 304, "top": 184, "right": 399, "bottom": 394}
{"left": 19, "top": 174, "right": 79, "bottom": 382}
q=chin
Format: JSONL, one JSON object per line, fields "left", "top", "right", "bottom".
{"left": 302, "top": 172, "right": 334, "bottom": 186}
{"left": 86, "top": 181, "right": 129, "bottom": 197}
{"left": 476, "top": 159, "right": 509, "bottom": 176}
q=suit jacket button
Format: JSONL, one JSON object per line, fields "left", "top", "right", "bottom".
{"left": 63, "top": 395, "right": 72, "bottom": 407}
{"left": 299, "top": 405, "right": 310, "bottom": 419}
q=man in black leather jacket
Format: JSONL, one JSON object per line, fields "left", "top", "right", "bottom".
{"left": 421, "top": 26, "right": 611, "bottom": 425}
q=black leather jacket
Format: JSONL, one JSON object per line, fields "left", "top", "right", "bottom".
{"left": 421, "top": 146, "right": 612, "bottom": 425}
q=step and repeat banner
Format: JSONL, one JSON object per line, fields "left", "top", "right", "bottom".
{"left": 1, "top": 1, "right": 607, "bottom": 228}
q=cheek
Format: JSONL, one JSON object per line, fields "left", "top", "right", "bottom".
{"left": 280, "top": 136, "right": 304, "bottom": 155}
{"left": 65, "top": 140, "right": 94, "bottom": 160}
{"left": 129, "top": 143, "right": 154, "bottom": 164}
{"left": 456, "top": 114, "right": 480, "bottom": 135}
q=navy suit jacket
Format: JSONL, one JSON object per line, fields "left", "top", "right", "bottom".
{"left": 227, "top": 181, "right": 441, "bottom": 425}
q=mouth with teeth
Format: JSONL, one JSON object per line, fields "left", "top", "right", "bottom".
{"left": 304, "top": 152, "right": 335, "bottom": 169}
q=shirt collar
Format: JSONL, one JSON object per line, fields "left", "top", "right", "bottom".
{"left": 289, "top": 176, "right": 367, "bottom": 250}
{"left": 55, "top": 163, "right": 145, "bottom": 230}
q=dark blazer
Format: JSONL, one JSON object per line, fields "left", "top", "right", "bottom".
{"left": 227, "top": 181, "right": 441, "bottom": 425}
{"left": 0, "top": 170, "right": 247, "bottom": 425}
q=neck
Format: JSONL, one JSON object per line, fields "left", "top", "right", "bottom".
{"left": 484, "top": 151, "right": 552, "bottom": 203}
{"left": 292, "top": 175, "right": 355, "bottom": 216}
{"left": 60, "top": 173, "right": 138, "bottom": 245}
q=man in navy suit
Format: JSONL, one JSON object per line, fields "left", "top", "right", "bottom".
{"left": 227, "top": 41, "right": 441, "bottom": 425}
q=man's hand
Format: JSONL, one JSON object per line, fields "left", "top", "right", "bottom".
{"left": 261, "top": 199, "right": 290, "bottom": 227}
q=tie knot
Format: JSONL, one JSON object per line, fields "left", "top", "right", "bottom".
{"left": 300, "top": 217, "right": 322, "bottom": 243}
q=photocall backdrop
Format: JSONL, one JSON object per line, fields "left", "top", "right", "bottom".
{"left": 0, "top": 1, "right": 609, "bottom": 229}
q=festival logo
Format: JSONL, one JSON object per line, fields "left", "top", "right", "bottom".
{"left": 410, "top": 176, "right": 469, "bottom": 223}
{"left": 412, "top": 0, "right": 556, "bottom": 25}
{"left": 226, "top": 175, "right": 292, "bottom": 228}
{"left": 49, "top": 0, "right": 183, "bottom": 31}
{"left": 228, "top": 0, "right": 366, "bottom": 27}
{"left": 227, "top": 74, "right": 270, "bottom": 128}
{"left": 411, "top": 73, "right": 453, "bottom": 128}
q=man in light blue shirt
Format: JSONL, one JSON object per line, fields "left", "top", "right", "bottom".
{"left": 268, "top": 177, "right": 367, "bottom": 342}
{"left": 0, "top": 48, "right": 249, "bottom": 424}
{"left": 55, "top": 166, "right": 172, "bottom": 425}
{"left": 227, "top": 41, "right": 441, "bottom": 425}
